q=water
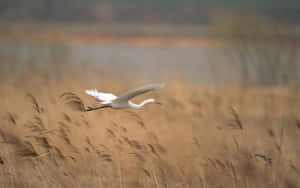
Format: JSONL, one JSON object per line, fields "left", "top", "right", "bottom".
{"left": 0, "top": 41, "right": 239, "bottom": 85}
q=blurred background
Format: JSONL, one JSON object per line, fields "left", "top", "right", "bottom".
{"left": 1, "top": 2, "right": 300, "bottom": 187}
{"left": 1, "top": 0, "right": 300, "bottom": 86}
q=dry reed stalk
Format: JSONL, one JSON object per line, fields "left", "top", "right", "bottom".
{"left": 17, "top": 141, "right": 39, "bottom": 158}
{"left": 120, "top": 126, "right": 128, "bottom": 133}
{"left": 155, "top": 143, "right": 167, "bottom": 154}
{"left": 296, "top": 119, "right": 300, "bottom": 130}
{"left": 58, "top": 121, "right": 70, "bottom": 133}
{"left": 150, "top": 163, "right": 160, "bottom": 188}
{"left": 100, "top": 153, "right": 112, "bottom": 162}
{"left": 81, "top": 116, "right": 90, "bottom": 128}
{"left": 0, "top": 156, "right": 4, "bottom": 165}
{"left": 231, "top": 106, "right": 243, "bottom": 130}
{"left": 27, "top": 93, "right": 44, "bottom": 113}
{"left": 290, "top": 163, "right": 300, "bottom": 176}
{"left": 122, "top": 137, "right": 144, "bottom": 151}
{"left": 6, "top": 112, "right": 17, "bottom": 125}
{"left": 117, "top": 152, "right": 123, "bottom": 188}
{"left": 266, "top": 128, "right": 275, "bottom": 138}
{"left": 57, "top": 128, "right": 79, "bottom": 154}
{"left": 228, "top": 162, "right": 238, "bottom": 188}
{"left": 129, "top": 152, "right": 146, "bottom": 163}
{"left": 52, "top": 146, "right": 66, "bottom": 160}
{"left": 106, "top": 128, "right": 117, "bottom": 138}
{"left": 175, "top": 165, "right": 190, "bottom": 188}
{"left": 34, "top": 136, "right": 51, "bottom": 149}
{"left": 142, "top": 168, "right": 151, "bottom": 177}
{"left": 193, "top": 137, "right": 201, "bottom": 151}
{"left": 232, "top": 136, "right": 240, "bottom": 152}
{"left": 215, "top": 159, "right": 226, "bottom": 170}
{"left": 207, "top": 158, "right": 217, "bottom": 169}
{"left": 62, "top": 112, "right": 72, "bottom": 123}
{"left": 39, "top": 128, "right": 59, "bottom": 136}
{"left": 60, "top": 92, "right": 86, "bottom": 112}
{"left": 147, "top": 144, "right": 160, "bottom": 158}
{"left": 126, "top": 111, "right": 146, "bottom": 129}
{"left": 255, "top": 154, "right": 272, "bottom": 165}
{"left": 24, "top": 115, "right": 47, "bottom": 136}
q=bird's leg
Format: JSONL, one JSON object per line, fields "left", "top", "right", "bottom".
{"left": 85, "top": 105, "right": 109, "bottom": 112}
{"left": 86, "top": 106, "right": 94, "bottom": 111}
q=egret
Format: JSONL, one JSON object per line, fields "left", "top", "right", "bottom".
{"left": 85, "top": 83, "right": 164, "bottom": 111}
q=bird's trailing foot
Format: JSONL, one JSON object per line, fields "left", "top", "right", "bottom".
{"left": 85, "top": 106, "right": 94, "bottom": 111}
{"left": 85, "top": 105, "right": 109, "bottom": 112}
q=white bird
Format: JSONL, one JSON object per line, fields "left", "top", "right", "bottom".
{"left": 85, "top": 83, "right": 164, "bottom": 111}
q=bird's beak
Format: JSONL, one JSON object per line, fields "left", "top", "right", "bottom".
{"left": 156, "top": 101, "right": 163, "bottom": 105}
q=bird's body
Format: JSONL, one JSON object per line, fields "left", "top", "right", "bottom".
{"left": 85, "top": 84, "right": 164, "bottom": 111}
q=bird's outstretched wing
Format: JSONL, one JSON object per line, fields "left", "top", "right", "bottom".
{"left": 117, "top": 83, "right": 164, "bottom": 102}
{"left": 85, "top": 89, "right": 117, "bottom": 101}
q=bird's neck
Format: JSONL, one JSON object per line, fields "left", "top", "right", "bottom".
{"left": 131, "top": 99, "right": 154, "bottom": 109}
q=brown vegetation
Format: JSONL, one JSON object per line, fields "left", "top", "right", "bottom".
{"left": 0, "top": 66, "right": 299, "bottom": 188}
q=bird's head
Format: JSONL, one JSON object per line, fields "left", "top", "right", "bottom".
{"left": 155, "top": 101, "right": 163, "bottom": 105}
{"left": 151, "top": 99, "right": 163, "bottom": 105}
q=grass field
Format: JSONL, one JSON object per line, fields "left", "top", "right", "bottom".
{"left": 0, "top": 64, "right": 299, "bottom": 188}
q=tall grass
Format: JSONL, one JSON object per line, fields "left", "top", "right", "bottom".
{"left": 0, "top": 64, "right": 299, "bottom": 187}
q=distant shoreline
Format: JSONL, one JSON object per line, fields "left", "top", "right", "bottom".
{"left": 0, "top": 22, "right": 299, "bottom": 48}
{"left": 0, "top": 22, "right": 221, "bottom": 48}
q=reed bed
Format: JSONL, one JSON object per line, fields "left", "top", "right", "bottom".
{"left": 0, "top": 66, "right": 299, "bottom": 188}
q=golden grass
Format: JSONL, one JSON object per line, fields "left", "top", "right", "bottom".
{"left": 0, "top": 68, "right": 300, "bottom": 188}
